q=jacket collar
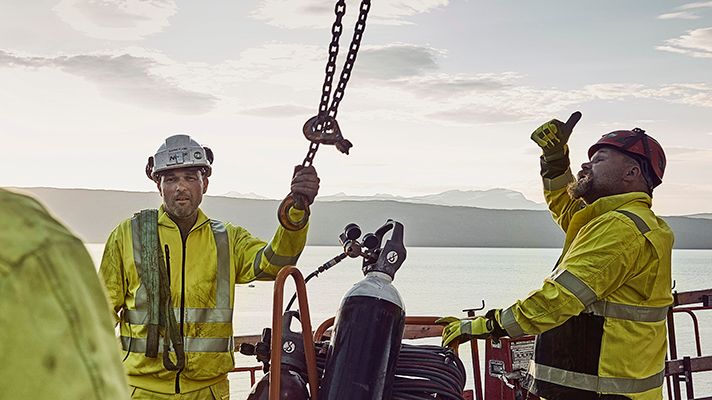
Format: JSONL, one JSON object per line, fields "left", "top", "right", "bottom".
{"left": 563, "top": 191, "right": 652, "bottom": 249}
{"left": 579, "top": 191, "right": 651, "bottom": 223}
{"left": 158, "top": 205, "right": 210, "bottom": 232}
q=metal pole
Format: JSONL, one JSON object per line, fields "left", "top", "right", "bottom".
{"left": 270, "top": 266, "right": 320, "bottom": 400}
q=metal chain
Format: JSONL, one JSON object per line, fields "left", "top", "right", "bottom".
{"left": 326, "top": 0, "right": 370, "bottom": 120}
{"left": 317, "top": 0, "right": 346, "bottom": 121}
{"left": 282, "top": 0, "right": 372, "bottom": 231}
{"left": 302, "top": 142, "right": 320, "bottom": 167}
{"left": 302, "top": 0, "right": 371, "bottom": 167}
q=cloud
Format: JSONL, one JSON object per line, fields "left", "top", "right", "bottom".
{"left": 657, "top": 11, "right": 700, "bottom": 20}
{"left": 157, "top": 43, "right": 323, "bottom": 93}
{"left": 648, "top": 84, "right": 712, "bottom": 108}
{"left": 53, "top": 0, "right": 177, "bottom": 40}
{"left": 426, "top": 107, "right": 531, "bottom": 125}
{"left": 365, "top": 77, "right": 712, "bottom": 126}
{"left": 657, "top": 27, "right": 712, "bottom": 58}
{"left": 357, "top": 44, "right": 441, "bottom": 79}
{"left": 353, "top": 44, "right": 519, "bottom": 95}
{"left": 0, "top": 49, "right": 217, "bottom": 114}
{"left": 251, "top": 0, "right": 449, "bottom": 29}
{"left": 657, "top": 1, "right": 712, "bottom": 19}
{"left": 416, "top": 84, "right": 588, "bottom": 125}
{"left": 679, "top": 1, "right": 712, "bottom": 10}
{"left": 581, "top": 83, "right": 647, "bottom": 99}
{"left": 173, "top": 37, "right": 712, "bottom": 124}
{"left": 4, "top": 39, "right": 711, "bottom": 126}
{"left": 580, "top": 83, "right": 712, "bottom": 108}
{"left": 391, "top": 73, "right": 520, "bottom": 97}
{"left": 233, "top": 39, "right": 712, "bottom": 126}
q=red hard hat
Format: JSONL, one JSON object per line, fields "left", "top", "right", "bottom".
{"left": 588, "top": 128, "right": 666, "bottom": 188}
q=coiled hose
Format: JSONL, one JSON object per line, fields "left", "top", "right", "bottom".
{"left": 314, "top": 343, "right": 467, "bottom": 400}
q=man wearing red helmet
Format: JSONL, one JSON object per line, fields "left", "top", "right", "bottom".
{"left": 439, "top": 112, "right": 673, "bottom": 400}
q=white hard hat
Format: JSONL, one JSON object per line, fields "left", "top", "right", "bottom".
{"left": 145, "top": 134, "right": 213, "bottom": 181}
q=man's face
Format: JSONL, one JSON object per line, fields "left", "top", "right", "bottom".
{"left": 157, "top": 168, "right": 208, "bottom": 220}
{"left": 568, "top": 147, "right": 634, "bottom": 204}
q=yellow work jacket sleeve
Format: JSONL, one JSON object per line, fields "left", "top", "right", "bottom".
{"left": 543, "top": 169, "right": 585, "bottom": 233}
{"left": 99, "top": 229, "right": 126, "bottom": 324}
{"left": 501, "top": 212, "right": 646, "bottom": 337}
{"left": 231, "top": 207, "right": 309, "bottom": 283}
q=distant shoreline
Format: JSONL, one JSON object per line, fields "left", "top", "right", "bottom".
{"left": 15, "top": 187, "right": 712, "bottom": 250}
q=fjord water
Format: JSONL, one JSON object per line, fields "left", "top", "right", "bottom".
{"left": 85, "top": 245, "right": 712, "bottom": 398}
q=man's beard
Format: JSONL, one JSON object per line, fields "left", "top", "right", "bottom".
{"left": 567, "top": 173, "right": 593, "bottom": 200}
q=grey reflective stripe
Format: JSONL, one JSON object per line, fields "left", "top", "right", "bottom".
{"left": 131, "top": 217, "right": 148, "bottom": 309}
{"left": 500, "top": 307, "right": 525, "bottom": 338}
{"left": 121, "top": 336, "right": 232, "bottom": 353}
{"left": 185, "top": 307, "right": 232, "bottom": 323}
{"left": 123, "top": 308, "right": 233, "bottom": 324}
{"left": 252, "top": 245, "right": 300, "bottom": 280}
{"left": 210, "top": 220, "right": 230, "bottom": 309}
{"left": 252, "top": 247, "right": 272, "bottom": 280}
{"left": 529, "top": 360, "right": 664, "bottom": 394}
{"left": 552, "top": 269, "right": 597, "bottom": 306}
{"left": 263, "top": 245, "right": 300, "bottom": 267}
{"left": 585, "top": 301, "right": 668, "bottom": 322}
{"left": 616, "top": 210, "right": 650, "bottom": 234}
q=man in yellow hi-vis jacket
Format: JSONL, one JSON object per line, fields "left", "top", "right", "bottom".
{"left": 0, "top": 188, "right": 129, "bottom": 399}
{"left": 100, "top": 134, "right": 320, "bottom": 399}
{"left": 439, "top": 112, "right": 673, "bottom": 400}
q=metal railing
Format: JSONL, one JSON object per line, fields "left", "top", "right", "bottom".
{"left": 665, "top": 289, "right": 712, "bottom": 400}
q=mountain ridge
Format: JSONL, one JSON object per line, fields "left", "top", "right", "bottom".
{"left": 223, "top": 188, "right": 547, "bottom": 210}
{"left": 9, "top": 187, "right": 712, "bottom": 249}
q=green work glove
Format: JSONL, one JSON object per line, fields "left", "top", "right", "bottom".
{"left": 530, "top": 111, "right": 582, "bottom": 162}
{"left": 436, "top": 316, "right": 494, "bottom": 347}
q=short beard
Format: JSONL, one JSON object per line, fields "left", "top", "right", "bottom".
{"left": 168, "top": 207, "right": 194, "bottom": 219}
{"left": 567, "top": 174, "right": 593, "bottom": 200}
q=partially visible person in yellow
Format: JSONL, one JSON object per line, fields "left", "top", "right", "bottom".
{"left": 439, "top": 112, "right": 673, "bottom": 400}
{"left": 100, "top": 134, "right": 319, "bottom": 399}
{"left": 0, "top": 188, "right": 129, "bottom": 400}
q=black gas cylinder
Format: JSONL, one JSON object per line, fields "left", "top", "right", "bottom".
{"left": 318, "top": 220, "right": 407, "bottom": 400}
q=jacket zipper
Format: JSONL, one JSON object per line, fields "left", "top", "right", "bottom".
{"left": 175, "top": 237, "right": 187, "bottom": 393}
{"left": 172, "top": 219, "right": 209, "bottom": 393}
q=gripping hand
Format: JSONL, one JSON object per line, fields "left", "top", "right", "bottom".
{"left": 290, "top": 165, "right": 320, "bottom": 209}
{"left": 277, "top": 165, "right": 319, "bottom": 231}
{"left": 436, "top": 316, "right": 493, "bottom": 347}
{"left": 530, "top": 111, "right": 582, "bottom": 162}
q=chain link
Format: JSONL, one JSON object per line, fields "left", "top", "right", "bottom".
{"left": 302, "top": 142, "right": 320, "bottom": 167}
{"left": 327, "top": 0, "right": 370, "bottom": 120}
{"left": 302, "top": 0, "right": 371, "bottom": 167}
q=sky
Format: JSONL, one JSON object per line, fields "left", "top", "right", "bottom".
{"left": 1, "top": 0, "right": 711, "bottom": 216}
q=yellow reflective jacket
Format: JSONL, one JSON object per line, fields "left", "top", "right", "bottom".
{"left": 0, "top": 189, "right": 129, "bottom": 399}
{"left": 100, "top": 206, "right": 308, "bottom": 394}
{"left": 499, "top": 169, "right": 674, "bottom": 400}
